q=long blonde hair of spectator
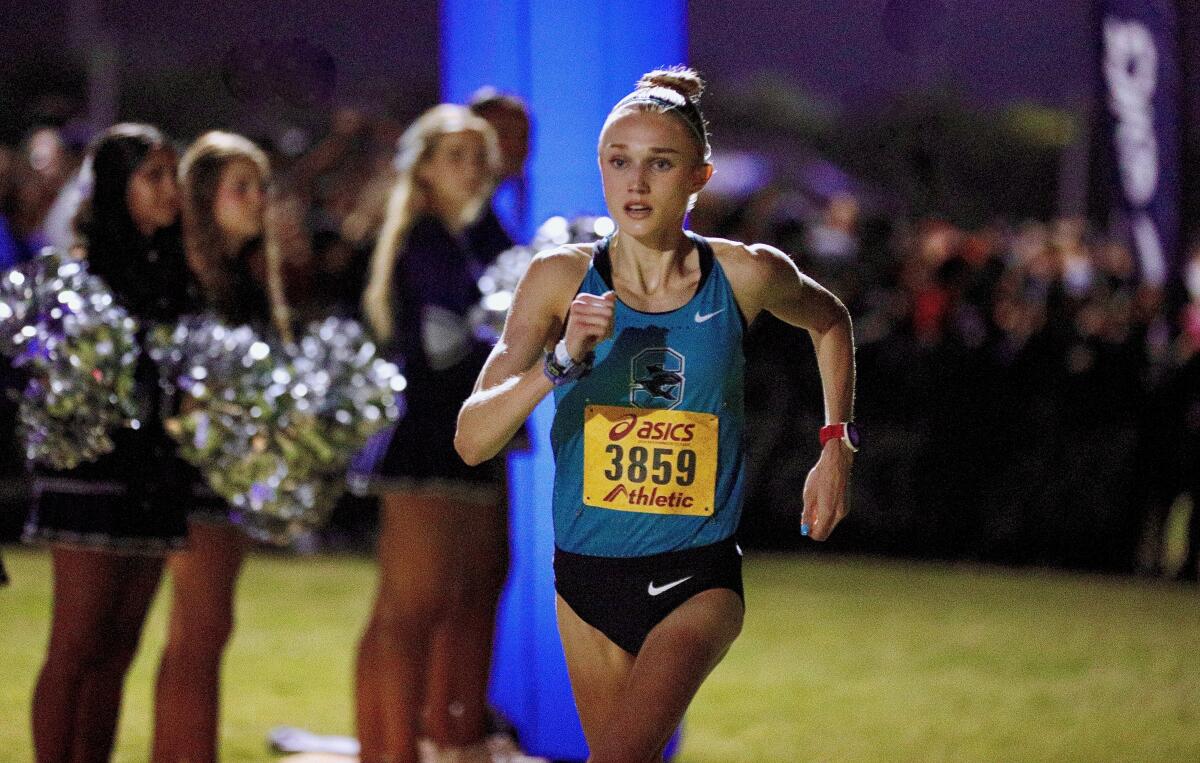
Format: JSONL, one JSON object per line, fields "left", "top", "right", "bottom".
{"left": 362, "top": 104, "right": 499, "bottom": 342}
{"left": 179, "top": 131, "right": 292, "bottom": 341}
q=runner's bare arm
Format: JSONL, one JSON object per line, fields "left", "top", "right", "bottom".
{"left": 752, "top": 244, "right": 855, "bottom": 426}
{"left": 729, "top": 242, "right": 856, "bottom": 541}
{"left": 454, "top": 248, "right": 609, "bottom": 465}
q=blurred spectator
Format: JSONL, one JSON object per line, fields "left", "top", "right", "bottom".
{"left": 1137, "top": 244, "right": 1200, "bottom": 579}
{"left": 0, "top": 146, "right": 30, "bottom": 269}
{"left": 469, "top": 87, "right": 531, "bottom": 239}
{"left": 467, "top": 88, "right": 529, "bottom": 182}
{"left": 0, "top": 145, "right": 46, "bottom": 267}
{"left": 807, "top": 192, "right": 860, "bottom": 265}
{"left": 26, "top": 127, "right": 74, "bottom": 189}
{"left": 261, "top": 109, "right": 405, "bottom": 319}
{"left": 1178, "top": 247, "right": 1200, "bottom": 580}
{"left": 23, "top": 127, "right": 82, "bottom": 251}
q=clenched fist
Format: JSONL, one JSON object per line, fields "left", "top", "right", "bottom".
{"left": 562, "top": 291, "right": 616, "bottom": 360}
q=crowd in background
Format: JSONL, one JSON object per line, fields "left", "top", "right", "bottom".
{"left": 702, "top": 188, "right": 1200, "bottom": 575}
{"left": 2, "top": 107, "right": 1198, "bottom": 577}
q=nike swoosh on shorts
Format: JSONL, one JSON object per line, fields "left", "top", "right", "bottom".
{"left": 647, "top": 576, "right": 694, "bottom": 596}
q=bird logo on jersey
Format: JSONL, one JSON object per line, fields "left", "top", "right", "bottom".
{"left": 630, "top": 347, "right": 685, "bottom": 409}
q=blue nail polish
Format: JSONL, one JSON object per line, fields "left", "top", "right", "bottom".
{"left": 801, "top": 523, "right": 810, "bottom": 536}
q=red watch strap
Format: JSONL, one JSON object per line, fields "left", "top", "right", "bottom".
{"left": 819, "top": 423, "right": 846, "bottom": 447}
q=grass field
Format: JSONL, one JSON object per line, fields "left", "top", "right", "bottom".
{"left": 2, "top": 547, "right": 1199, "bottom": 762}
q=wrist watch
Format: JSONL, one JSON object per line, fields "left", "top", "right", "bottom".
{"left": 819, "top": 422, "right": 860, "bottom": 452}
{"left": 543, "top": 339, "right": 594, "bottom": 387}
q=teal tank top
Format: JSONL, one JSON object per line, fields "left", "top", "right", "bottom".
{"left": 550, "top": 232, "right": 747, "bottom": 557}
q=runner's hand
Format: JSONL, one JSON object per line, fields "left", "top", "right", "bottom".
{"left": 800, "top": 440, "right": 852, "bottom": 541}
{"left": 563, "top": 291, "right": 616, "bottom": 361}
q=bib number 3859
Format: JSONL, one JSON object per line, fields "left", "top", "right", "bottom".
{"left": 582, "top": 405, "right": 718, "bottom": 516}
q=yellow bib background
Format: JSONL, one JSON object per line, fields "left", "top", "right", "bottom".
{"left": 582, "top": 404, "right": 718, "bottom": 516}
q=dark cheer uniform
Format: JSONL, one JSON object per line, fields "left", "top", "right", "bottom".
{"left": 22, "top": 241, "right": 217, "bottom": 553}
{"left": 368, "top": 212, "right": 513, "bottom": 503}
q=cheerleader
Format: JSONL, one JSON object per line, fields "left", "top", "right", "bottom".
{"left": 25, "top": 123, "right": 197, "bottom": 763}
{"left": 151, "top": 130, "right": 289, "bottom": 762}
{"left": 357, "top": 104, "right": 510, "bottom": 763}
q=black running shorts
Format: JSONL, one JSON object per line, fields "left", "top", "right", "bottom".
{"left": 553, "top": 536, "right": 744, "bottom": 655}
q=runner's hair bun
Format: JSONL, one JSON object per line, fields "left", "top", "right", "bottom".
{"left": 636, "top": 66, "right": 704, "bottom": 102}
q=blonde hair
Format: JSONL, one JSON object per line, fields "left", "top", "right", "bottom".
{"left": 604, "top": 66, "right": 711, "bottom": 163}
{"left": 179, "top": 131, "right": 291, "bottom": 340}
{"left": 362, "top": 104, "right": 500, "bottom": 342}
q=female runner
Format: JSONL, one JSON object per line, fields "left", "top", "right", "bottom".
{"left": 25, "top": 123, "right": 196, "bottom": 763}
{"left": 151, "top": 130, "right": 288, "bottom": 762}
{"left": 456, "top": 68, "right": 857, "bottom": 761}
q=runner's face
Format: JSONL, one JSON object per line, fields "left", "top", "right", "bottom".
{"left": 598, "top": 110, "right": 710, "bottom": 239}
{"left": 126, "top": 147, "right": 179, "bottom": 236}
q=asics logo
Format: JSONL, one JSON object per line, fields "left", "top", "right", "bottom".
{"left": 647, "top": 576, "right": 693, "bottom": 596}
{"left": 694, "top": 309, "right": 724, "bottom": 323}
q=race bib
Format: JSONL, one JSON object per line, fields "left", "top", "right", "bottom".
{"left": 583, "top": 405, "right": 718, "bottom": 516}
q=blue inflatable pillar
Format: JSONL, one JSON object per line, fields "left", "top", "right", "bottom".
{"left": 440, "top": 2, "right": 686, "bottom": 760}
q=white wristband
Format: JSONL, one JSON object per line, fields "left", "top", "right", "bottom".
{"left": 554, "top": 338, "right": 575, "bottom": 367}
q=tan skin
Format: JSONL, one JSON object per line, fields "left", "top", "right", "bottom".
{"left": 417, "top": 130, "right": 492, "bottom": 224}
{"left": 356, "top": 128, "right": 504, "bottom": 763}
{"left": 127, "top": 147, "right": 181, "bottom": 236}
{"left": 150, "top": 157, "right": 264, "bottom": 763}
{"left": 31, "top": 144, "right": 181, "bottom": 763}
{"left": 456, "top": 109, "right": 855, "bottom": 761}
{"left": 212, "top": 159, "right": 267, "bottom": 245}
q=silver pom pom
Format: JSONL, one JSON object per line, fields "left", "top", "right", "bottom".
{"left": 471, "top": 215, "right": 614, "bottom": 342}
{"left": 0, "top": 249, "right": 141, "bottom": 469}
{"left": 153, "top": 315, "right": 404, "bottom": 545}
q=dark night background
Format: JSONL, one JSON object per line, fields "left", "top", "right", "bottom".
{"left": 1, "top": 1, "right": 1093, "bottom": 128}
{"left": 2, "top": 1, "right": 1198, "bottom": 575}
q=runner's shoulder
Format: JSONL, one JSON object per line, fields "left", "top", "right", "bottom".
{"left": 704, "top": 237, "right": 792, "bottom": 285}
{"left": 529, "top": 243, "right": 593, "bottom": 274}
{"left": 521, "top": 243, "right": 595, "bottom": 302}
